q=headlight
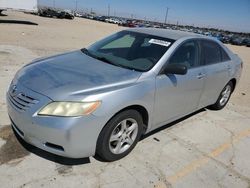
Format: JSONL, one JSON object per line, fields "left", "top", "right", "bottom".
{"left": 38, "top": 101, "right": 101, "bottom": 117}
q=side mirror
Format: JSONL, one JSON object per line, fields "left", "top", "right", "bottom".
{"left": 163, "top": 64, "right": 188, "bottom": 75}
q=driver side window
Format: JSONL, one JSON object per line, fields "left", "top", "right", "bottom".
{"left": 168, "top": 41, "right": 199, "bottom": 68}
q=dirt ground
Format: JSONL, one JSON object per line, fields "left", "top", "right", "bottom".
{"left": 0, "top": 11, "right": 250, "bottom": 188}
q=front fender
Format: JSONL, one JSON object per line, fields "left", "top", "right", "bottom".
{"left": 88, "top": 78, "right": 156, "bottom": 132}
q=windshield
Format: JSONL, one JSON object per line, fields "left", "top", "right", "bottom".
{"left": 83, "top": 31, "right": 175, "bottom": 72}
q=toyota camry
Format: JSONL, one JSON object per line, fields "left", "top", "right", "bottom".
{"left": 7, "top": 28, "right": 243, "bottom": 161}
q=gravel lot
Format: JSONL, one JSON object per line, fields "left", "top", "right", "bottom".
{"left": 0, "top": 11, "right": 250, "bottom": 188}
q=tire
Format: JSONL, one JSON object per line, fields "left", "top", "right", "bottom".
{"left": 96, "top": 110, "right": 143, "bottom": 161}
{"left": 209, "top": 81, "right": 233, "bottom": 110}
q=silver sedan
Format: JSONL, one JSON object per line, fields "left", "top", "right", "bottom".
{"left": 7, "top": 28, "right": 243, "bottom": 161}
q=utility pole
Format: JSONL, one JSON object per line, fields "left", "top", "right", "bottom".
{"left": 108, "top": 4, "right": 110, "bottom": 17}
{"left": 75, "top": 0, "right": 78, "bottom": 13}
{"left": 164, "top": 7, "right": 169, "bottom": 24}
{"left": 53, "top": 0, "right": 55, "bottom": 9}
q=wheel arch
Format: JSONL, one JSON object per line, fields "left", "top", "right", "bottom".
{"left": 101, "top": 104, "right": 150, "bottom": 136}
{"left": 95, "top": 104, "right": 150, "bottom": 159}
{"left": 118, "top": 105, "right": 149, "bottom": 134}
{"left": 229, "top": 78, "right": 237, "bottom": 92}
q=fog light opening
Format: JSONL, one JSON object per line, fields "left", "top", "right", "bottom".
{"left": 45, "top": 142, "right": 64, "bottom": 151}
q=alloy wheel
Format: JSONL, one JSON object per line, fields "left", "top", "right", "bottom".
{"left": 109, "top": 118, "right": 138, "bottom": 154}
{"left": 219, "top": 85, "right": 231, "bottom": 106}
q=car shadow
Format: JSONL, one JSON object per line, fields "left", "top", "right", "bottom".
{"left": 0, "top": 20, "right": 38, "bottom": 25}
{"left": 13, "top": 129, "right": 90, "bottom": 165}
{"left": 141, "top": 108, "right": 207, "bottom": 140}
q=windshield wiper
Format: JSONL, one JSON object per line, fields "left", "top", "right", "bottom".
{"left": 95, "top": 56, "right": 114, "bottom": 65}
{"left": 114, "top": 63, "right": 136, "bottom": 71}
{"left": 81, "top": 48, "right": 112, "bottom": 64}
{"left": 81, "top": 48, "right": 93, "bottom": 57}
{"left": 81, "top": 48, "right": 137, "bottom": 71}
{"left": 97, "top": 56, "right": 136, "bottom": 71}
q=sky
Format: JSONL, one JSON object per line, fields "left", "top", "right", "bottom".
{"left": 39, "top": 0, "right": 250, "bottom": 33}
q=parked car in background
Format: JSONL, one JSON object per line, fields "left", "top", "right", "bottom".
{"left": 38, "top": 8, "right": 60, "bottom": 18}
{"left": 7, "top": 28, "right": 243, "bottom": 161}
{"left": 246, "top": 40, "right": 250, "bottom": 47}
{"left": 58, "top": 11, "right": 74, "bottom": 19}
{"left": 74, "top": 12, "right": 82, "bottom": 17}
{"left": 221, "top": 36, "right": 231, "bottom": 44}
{"left": 93, "top": 16, "right": 103, "bottom": 21}
{"left": 118, "top": 19, "right": 128, "bottom": 26}
{"left": 113, "top": 18, "right": 122, "bottom": 25}
{"left": 230, "top": 37, "right": 245, "bottom": 46}
{"left": 83, "top": 14, "right": 94, "bottom": 19}
{"left": 242, "top": 38, "right": 250, "bottom": 47}
{"left": 104, "top": 17, "right": 121, "bottom": 24}
{"left": 105, "top": 18, "right": 112, "bottom": 23}
{"left": 212, "top": 34, "right": 223, "bottom": 42}
{"left": 38, "top": 8, "right": 74, "bottom": 19}
{"left": 120, "top": 19, "right": 137, "bottom": 27}
{"left": 98, "top": 16, "right": 108, "bottom": 22}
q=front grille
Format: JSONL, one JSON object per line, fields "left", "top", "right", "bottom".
{"left": 8, "top": 92, "right": 38, "bottom": 111}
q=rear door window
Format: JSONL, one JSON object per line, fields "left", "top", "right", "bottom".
{"left": 221, "top": 48, "right": 231, "bottom": 62}
{"left": 201, "top": 40, "right": 221, "bottom": 65}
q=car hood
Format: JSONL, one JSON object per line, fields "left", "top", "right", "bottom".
{"left": 15, "top": 50, "right": 142, "bottom": 100}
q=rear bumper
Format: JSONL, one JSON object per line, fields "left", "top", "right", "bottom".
{"left": 7, "top": 84, "right": 107, "bottom": 158}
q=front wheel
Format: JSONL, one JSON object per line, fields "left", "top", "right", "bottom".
{"left": 209, "top": 81, "right": 233, "bottom": 110}
{"left": 96, "top": 110, "right": 143, "bottom": 161}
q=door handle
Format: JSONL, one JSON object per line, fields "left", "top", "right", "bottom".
{"left": 197, "top": 73, "right": 205, "bottom": 79}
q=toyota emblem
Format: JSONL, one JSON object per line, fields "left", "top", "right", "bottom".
{"left": 10, "top": 85, "right": 17, "bottom": 96}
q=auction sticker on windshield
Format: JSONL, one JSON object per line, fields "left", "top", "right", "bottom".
{"left": 149, "top": 39, "right": 171, "bottom": 47}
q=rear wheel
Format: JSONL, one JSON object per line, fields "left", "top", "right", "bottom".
{"left": 96, "top": 110, "right": 143, "bottom": 161}
{"left": 210, "top": 81, "right": 233, "bottom": 110}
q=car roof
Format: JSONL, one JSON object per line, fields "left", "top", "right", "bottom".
{"left": 126, "top": 28, "right": 204, "bottom": 40}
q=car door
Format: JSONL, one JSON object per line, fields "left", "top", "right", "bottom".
{"left": 198, "top": 40, "right": 232, "bottom": 108}
{"left": 154, "top": 40, "right": 205, "bottom": 126}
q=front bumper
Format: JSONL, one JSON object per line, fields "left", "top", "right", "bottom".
{"left": 7, "top": 83, "right": 106, "bottom": 158}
